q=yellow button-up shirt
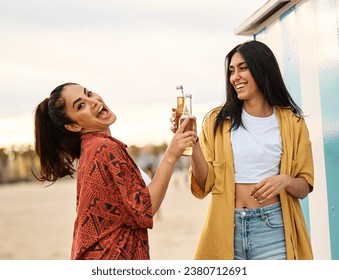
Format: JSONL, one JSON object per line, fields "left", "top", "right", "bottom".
{"left": 189, "top": 106, "right": 314, "bottom": 260}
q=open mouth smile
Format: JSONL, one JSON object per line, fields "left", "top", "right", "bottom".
{"left": 96, "top": 105, "right": 110, "bottom": 119}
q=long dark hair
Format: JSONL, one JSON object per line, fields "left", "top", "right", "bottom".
{"left": 214, "top": 40, "right": 303, "bottom": 135}
{"left": 34, "top": 82, "right": 81, "bottom": 183}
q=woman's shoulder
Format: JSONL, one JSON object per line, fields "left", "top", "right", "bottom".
{"left": 81, "top": 133, "right": 126, "bottom": 155}
{"left": 208, "top": 106, "right": 222, "bottom": 116}
{"left": 203, "top": 106, "right": 222, "bottom": 122}
{"left": 275, "top": 106, "right": 302, "bottom": 119}
{"left": 275, "top": 106, "right": 307, "bottom": 128}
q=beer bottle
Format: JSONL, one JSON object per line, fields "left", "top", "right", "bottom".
{"left": 179, "top": 93, "right": 195, "bottom": 156}
{"left": 175, "top": 85, "right": 185, "bottom": 128}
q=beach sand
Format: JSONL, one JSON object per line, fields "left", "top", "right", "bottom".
{"left": 0, "top": 171, "right": 210, "bottom": 260}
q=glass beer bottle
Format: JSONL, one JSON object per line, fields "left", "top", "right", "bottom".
{"left": 175, "top": 85, "right": 185, "bottom": 128}
{"left": 179, "top": 93, "right": 196, "bottom": 156}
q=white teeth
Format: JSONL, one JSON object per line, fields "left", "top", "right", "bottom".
{"left": 235, "top": 83, "right": 246, "bottom": 90}
{"left": 97, "top": 105, "right": 104, "bottom": 117}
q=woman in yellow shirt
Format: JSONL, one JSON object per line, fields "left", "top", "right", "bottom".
{"left": 172, "top": 40, "right": 314, "bottom": 259}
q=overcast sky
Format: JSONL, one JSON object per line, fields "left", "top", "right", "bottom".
{"left": 0, "top": 0, "right": 267, "bottom": 147}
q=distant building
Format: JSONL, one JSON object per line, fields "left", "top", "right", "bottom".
{"left": 235, "top": 0, "right": 339, "bottom": 260}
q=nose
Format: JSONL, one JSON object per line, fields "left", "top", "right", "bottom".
{"left": 230, "top": 71, "right": 240, "bottom": 83}
{"left": 89, "top": 98, "right": 99, "bottom": 108}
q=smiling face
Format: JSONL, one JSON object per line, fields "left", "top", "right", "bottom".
{"left": 229, "top": 52, "right": 262, "bottom": 102}
{"left": 62, "top": 84, "right": 116, "bottom": 135}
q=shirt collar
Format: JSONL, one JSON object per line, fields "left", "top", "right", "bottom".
{"left": 81, "top": 132, "right": 128, "bottom": 148}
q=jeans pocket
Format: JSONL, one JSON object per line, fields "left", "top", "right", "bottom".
{"left": 264, "top": 211, "right": 284, "bottom": 228}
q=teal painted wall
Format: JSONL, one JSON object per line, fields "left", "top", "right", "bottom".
{"left": 316, "top": 0, "right": 339, "bottom": 259}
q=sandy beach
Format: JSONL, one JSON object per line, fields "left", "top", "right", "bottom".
{"left": 0, "top": 171, "right": 210, "bottom": 260}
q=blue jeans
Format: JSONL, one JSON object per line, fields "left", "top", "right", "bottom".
{"left": 234, "top": 202, "right": 287, "bottom": 260}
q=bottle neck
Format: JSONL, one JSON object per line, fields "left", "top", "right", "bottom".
{"left": 182, "top": 94, "right": 192, "bottom": 117}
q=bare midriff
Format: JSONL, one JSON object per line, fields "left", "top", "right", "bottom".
{"left": 235, "top": 183, "right": 280, "bottom": 208}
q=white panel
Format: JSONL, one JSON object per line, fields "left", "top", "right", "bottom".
{"left": 296, "top": 0, "right": 331, "bottom": 259}
{"left": 255, "top": 18, "right": 285, "bottom": 75}
{"left": 264, "top": 20, "right": 284, "bottom": 68}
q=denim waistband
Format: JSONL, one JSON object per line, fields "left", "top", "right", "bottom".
{"left": 235, "top": 201, "right": 282, "bottom": 219}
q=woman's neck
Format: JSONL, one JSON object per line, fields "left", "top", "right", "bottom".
{"left": 243, "top": 101, "right": 273, "bottom": 118}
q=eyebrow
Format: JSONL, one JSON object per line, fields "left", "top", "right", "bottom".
{"left": 229, "top": 61, "right": 247, "bottom": 69}
{"left": 72, "top": 88, "right": 87, "bottom": 108}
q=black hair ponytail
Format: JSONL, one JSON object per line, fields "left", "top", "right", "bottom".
{"left": 34, "top": 83, "right": 80, "bottom": 183}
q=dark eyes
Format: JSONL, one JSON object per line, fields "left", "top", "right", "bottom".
{"left": 77, "top": 91, "right": 93, "bottom": 110}
{"left": 229, "top": 66, "right": 248, "bottom": 75}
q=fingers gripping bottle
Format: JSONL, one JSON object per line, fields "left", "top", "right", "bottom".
{"left": 179, "top": 93, "right": 196, "bottom": 156}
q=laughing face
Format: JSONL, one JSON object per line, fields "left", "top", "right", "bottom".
{"left": 229, "top": 52, "right": 262, "bottom": 102}
{"left": 62, "top": 84, "right": 116, "bottom": 135}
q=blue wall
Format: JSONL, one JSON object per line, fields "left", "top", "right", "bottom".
{"left": 315, "top": 0, "right": 339, "bottom": 261}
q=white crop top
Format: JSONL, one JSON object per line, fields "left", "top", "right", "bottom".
{"left": 138, "top": 166, "right": 151, "bottom": 185}
{"left": 231, "top": 108, "right": 282, "bottom": 183}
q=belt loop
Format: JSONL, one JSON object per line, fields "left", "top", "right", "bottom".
{"left": 260, "top": 208, "right": 266, "bottom": 220}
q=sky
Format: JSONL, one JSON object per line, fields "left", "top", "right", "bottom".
{"left": 0, "top": 0, "right": 267, "bottom": 148}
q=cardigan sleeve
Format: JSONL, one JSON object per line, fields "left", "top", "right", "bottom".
{"left": 189, "top": 109, "right": 220, "bottom": 199}
{"left": 277, "top": 108, "right": 314, "bottom": 259}
{"left": 292, "top": 117, "right": 314, "bottom": 192}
